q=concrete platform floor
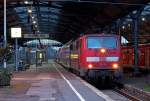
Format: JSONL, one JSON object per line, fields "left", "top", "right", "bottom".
{"left": 0, "top": 60, "right": 117, "bottom": 101}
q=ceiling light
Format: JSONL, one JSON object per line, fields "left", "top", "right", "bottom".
{"left": 122, "top": 25, "right": 125, "bottom": 29}
{"left": 24, "top": 1, "right": 29, "bottom": 4}
{"left": 127, "top": 24, "right": 131, "bottom": 27}
{"left": 28, "top": 9, "right": 32, "bottom": 13}
{"left": 33, "top": 21, "right": 36, "bottom": 24}
{"left": 31, "top": 16, "right": 34, "bottom": 19}
{"left": 141, "top": 17, "right": 146, "bottom": 21}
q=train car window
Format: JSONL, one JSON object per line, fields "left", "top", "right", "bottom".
{"left": 87, "top": 37, "right": 117, "bottom": 49}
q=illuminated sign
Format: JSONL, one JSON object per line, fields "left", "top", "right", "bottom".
{"left": 11, "top": 27, "right": 22, "bottom": 38}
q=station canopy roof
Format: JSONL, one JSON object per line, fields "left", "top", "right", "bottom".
{"left": 0, "top": 0, "right": 149, "bottom": 45}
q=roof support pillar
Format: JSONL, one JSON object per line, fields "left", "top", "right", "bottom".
{"left": 3, "top": 0, "right": 7, "bottom": 68}
{"left": 116, "top": 19, "right": 121, "bottom": 35}
{"left": 131, "top": 10, "right": 142, "bottom": 75}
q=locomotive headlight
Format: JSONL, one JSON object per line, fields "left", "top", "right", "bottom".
{"left": 112, "top": 63, "right": 119, "bottom": 69}
{"left": 88, "top": 64, "right": 93, "bottom": 69}
{"left": 100, "top": 48, "right": 106, "bottom": 53}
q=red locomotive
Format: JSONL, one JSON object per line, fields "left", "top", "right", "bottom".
{"left": 121, "top": 43, "right": 150, "bottom": 71}
{"left": 58, "top": 34, "right": 122, "bottom": 80}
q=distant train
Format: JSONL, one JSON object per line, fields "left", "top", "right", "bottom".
{"left": 121, "top": 43, "right": 150, "bottom": 72}
{"left": 57, "top": 34, "right": 122, "bottom": 81}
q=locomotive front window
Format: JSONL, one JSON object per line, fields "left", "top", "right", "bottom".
{"left": 87, "top": 37, "right": 117, "bottom": 49}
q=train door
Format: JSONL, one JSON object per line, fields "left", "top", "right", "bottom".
{"left": 76, "top": 39, "right": 81, "bottom": 69}
{"left": 146, "top": 46, "right": 150, "bottom": 69}
{"left": 139, "top": 47, "right": 145, "bottom": 67}
{"left": 70, "top": 44, "right": 73, "bottom": 68}
{"left": 127, "top": 48, "right": 132, "bottom": 65}
{"left": 122, "top": 49, "right": 128, "bottom": 65}
{"left": 70, "top": 41, "right": 79, "bottom": 69}
{"left": 131, "top": 48, "right": 135, "bottom": 66}
{"left": 146, "top": 46, "right": 149, "bottom": 69}
{"left": 149, "top": 47, "right": 150, "bottom": 67}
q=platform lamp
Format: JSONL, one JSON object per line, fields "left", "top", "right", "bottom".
{"left": 11, "top": 27, "right": 22, "bottom": 71}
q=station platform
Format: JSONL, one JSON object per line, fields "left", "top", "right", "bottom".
{"left": 0, "top": 60, "right": 116, "bottom": 101}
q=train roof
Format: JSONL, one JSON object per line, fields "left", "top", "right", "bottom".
{"left": 62, "top": 34, "right": 120, "bottom": 47}
{"left": 121, "top": 43, "right": 150, "bottom": 47}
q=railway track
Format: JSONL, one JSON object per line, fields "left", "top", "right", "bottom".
{"left": 114, "top": 88, "right": 141, "bottom": 101}
{"left": 91, "top": 80, "right": 150, "bottom": 101}
{"left": 114, "top": 85, "right": 150, "bottom": 101}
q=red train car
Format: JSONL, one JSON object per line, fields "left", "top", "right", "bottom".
{"left": 121, "top": 43, "right": 150, "bottom": 71}
{"left": 58, "top": 34, "right": 122, "bottom": 80}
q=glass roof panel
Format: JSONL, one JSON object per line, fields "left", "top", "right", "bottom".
{"left": 14, "top": 7, "right": 26, "bottom": 13}
{"left": 141, "top": 4, "right": 150, "bottom": 15}
{"left": 41, "top": 14, "right": 49, "bottom": 17}
{"left": 51, "top": 2, "right": 63, "bottom": 8}
{"left": 121, "top": 36, "right": 129, "bottom": 44}
{"left": 24, "top": 39, "right": 62, "bottom": 46}
{"left": 49, "top": 14, "right": 59, "bottom": 19}
{"left": 49, "top": 7, "right": 61, "bottom": 14}
{"left": 40, "top": 7, "right": 49, "bottom": 12}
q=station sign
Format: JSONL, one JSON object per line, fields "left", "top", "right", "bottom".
{"left": 11, "top": 27, "right": 22, "bottom": 38}
{"left": 23, "top": 34, "right": 49, "bottom": 38}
